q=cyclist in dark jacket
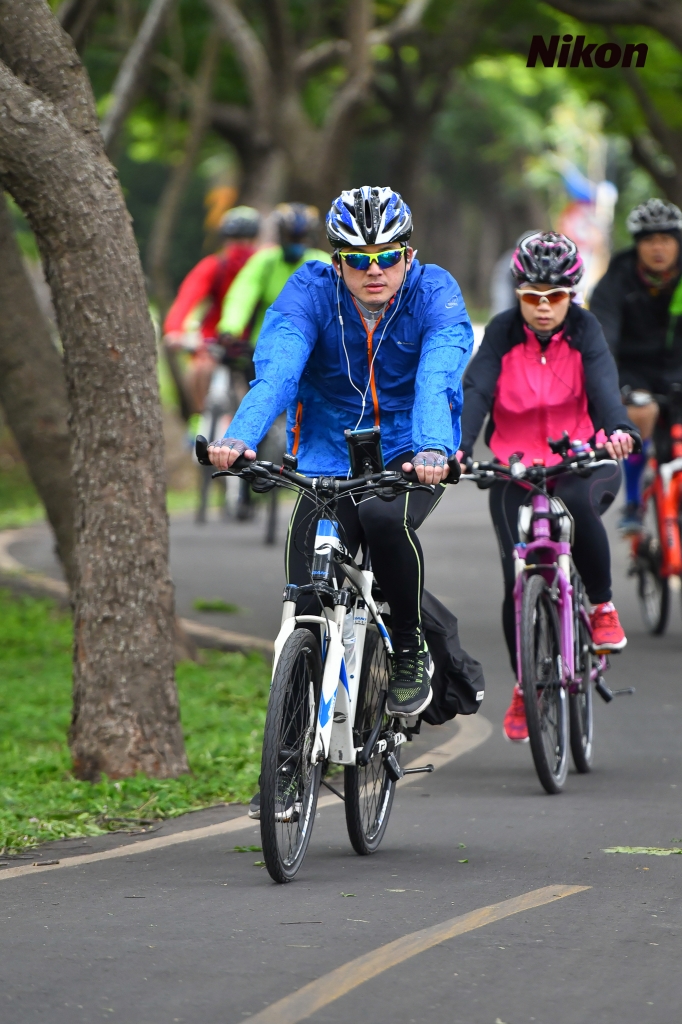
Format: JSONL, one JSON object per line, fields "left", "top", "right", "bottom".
{"left": 590, "top": 198, "right": 682, "bottom": 530}
{"left": 460, "top": 232, "right": 638, "bottom": 743}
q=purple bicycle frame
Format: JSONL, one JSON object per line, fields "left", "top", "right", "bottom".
{"left": 512, "top": 491, "right": 604, "bottom": 691}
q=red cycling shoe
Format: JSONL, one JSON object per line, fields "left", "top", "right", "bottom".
{"left": 503, "top": 685, "right": 529, "bottom": 743}
{"left": 590, "top": 601, "right": 627, "bottom": 652}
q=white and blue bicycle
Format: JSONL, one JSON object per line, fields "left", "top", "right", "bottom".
{"left": 196, "top": 434, "right": 456, "bottom": 882}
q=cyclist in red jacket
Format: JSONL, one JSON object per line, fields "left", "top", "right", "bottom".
{"left": 163, "top": 206, "right": 260, "bottom": 413}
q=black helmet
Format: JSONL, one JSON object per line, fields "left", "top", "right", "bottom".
{"left": 626, "top": 198, "right": 682, "bottom": 238}
{"left": 274, "top": 203, "right": 319, "bottom": 238}
{"left": 219, "top": 206, "right": 261, "bottom": 239}
{"left": 510, "top": 231, "right": 584, "bottom": 287}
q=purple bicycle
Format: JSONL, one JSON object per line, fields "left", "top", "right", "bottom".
{"left": 465, "top": 434, "right": 633, "bottom": 794}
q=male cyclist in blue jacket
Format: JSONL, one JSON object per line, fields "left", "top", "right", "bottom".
{"left": 208, "top": 187, "right": 473, "bottom": 725}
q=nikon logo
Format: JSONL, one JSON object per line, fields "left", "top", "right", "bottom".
{"left": 527, "top": 35, "right": 648, "bottom": 69}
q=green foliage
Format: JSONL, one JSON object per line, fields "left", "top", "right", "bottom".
{"left": 0, "top": 590, "right": 270, "bottom": 854}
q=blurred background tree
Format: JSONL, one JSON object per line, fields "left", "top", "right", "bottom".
{"left": 4, "top": 0, "right": 681, "bottom": 531}
{"left": 32, "top": 0, "right": 679, "bottom": 312}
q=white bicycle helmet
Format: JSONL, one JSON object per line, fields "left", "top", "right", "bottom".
{"left": 326, "top": 186, "right": 412, "bottom": 247}
{"left": 626, "top": 198, "right": 682, "bottom": 237}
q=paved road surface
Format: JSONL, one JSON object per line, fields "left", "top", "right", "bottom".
{"left": 4, "top": 476, "right": 681, "bottom": 1023}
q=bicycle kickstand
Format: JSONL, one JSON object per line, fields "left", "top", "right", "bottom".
{"left": 595, "top": 677, "right": 636, "bottom": 703}
{"left": 383, "top": 753, "right": 435, "bottom": 783}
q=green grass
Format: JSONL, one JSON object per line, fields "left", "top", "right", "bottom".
{"left": 193, "top": 598, "right": 241, "bottom": 613}
{"left": 0, "top": 588, "right": 270, "bottom": 854}
{"left": 0, "top": 443, "right": 44, "bottom": 529}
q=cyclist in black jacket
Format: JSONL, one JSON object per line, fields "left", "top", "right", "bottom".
{"left": 459, "top": 232, "right": 638, "bottom": 743}
{"left": 590, "top": 198, "right": 682, "bottom": 531}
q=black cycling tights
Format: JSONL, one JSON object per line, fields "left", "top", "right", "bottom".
{"left": 488, "top": 461, "right": 622, "bottom": 673}
{"left": 285, "top": 454, "right": 444, "bottom": 653}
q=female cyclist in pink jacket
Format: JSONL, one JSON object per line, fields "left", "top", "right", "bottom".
{"left": 460, "top": 232, "right": 639, "bottom": 743}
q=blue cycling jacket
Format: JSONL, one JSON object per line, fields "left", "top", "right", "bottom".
{"left": 227, "top": 258, "right": 473, "bottom": 475}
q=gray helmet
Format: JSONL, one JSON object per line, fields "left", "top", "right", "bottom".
{"left": 219, "top": 206, "right": 261, "bottom": 239}
{"left": 626, "top": 198, "right": 682, "bottom": 238}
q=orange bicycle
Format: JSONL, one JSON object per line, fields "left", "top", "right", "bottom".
{"left": 629, "top": 384, "right": 682, "bottom": 633}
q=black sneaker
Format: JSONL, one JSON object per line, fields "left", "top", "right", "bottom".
{"left": 275, "top": 767, "right": 301, "bottom": 823}
{"left": 387, "top": 641, "right": 434, "bottom": 716}
{"left": 248, "top": 778, "right": 301, "bottom": 822}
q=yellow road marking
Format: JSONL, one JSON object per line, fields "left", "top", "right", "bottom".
{"left": 0, "top": 715, "right": 492, "bottom": 883}
{"left": 246, "top": 885, "right": 589, "bottom": 1024}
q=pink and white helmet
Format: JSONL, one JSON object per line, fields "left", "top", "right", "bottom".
{"left": 510, "top": 231, "right": 583, "bottom": 287}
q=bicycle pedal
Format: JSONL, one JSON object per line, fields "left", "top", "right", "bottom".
{"left": 383, "top": 752, "right": 404, "bottom": 783}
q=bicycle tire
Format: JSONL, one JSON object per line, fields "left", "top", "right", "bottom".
{"left": 569, "top": 611, "right": 594, "bottom": 773}
{"left": 260, "top": 629, "right": 322, "bottom": 883}
{"left": 637, "top": 494, "right": 669, "bottom": 635}
{"left": 520, "top": 573, "right": 569, "bottom": 794}
{"left": 344, "top": 627, "right": 398, "bottom": 855}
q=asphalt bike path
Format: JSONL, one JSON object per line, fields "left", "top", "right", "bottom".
{"left": 3, "top": 477, "right": 681, "bottom": 1023}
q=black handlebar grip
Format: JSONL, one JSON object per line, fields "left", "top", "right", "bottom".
{"left": 195, "top": 435, "right": 212, "bottom": 466}
{"left": 447, "top": 453, "right": 461, "bottom": 484}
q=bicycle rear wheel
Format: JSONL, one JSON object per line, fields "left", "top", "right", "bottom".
{"left": 260, "top": 629, "right": 322, "bottom": 882}
{"left": 569, "top": 609, "right": 594, "bottom": 773}
{"left": 521, "top": 573, "right": 569, "bottom": 794}
{"left": 636, "top": 494, "right": 669, "bottom": 635}
{"left": 345, "top": 627, "right": 398, "bottom": 855}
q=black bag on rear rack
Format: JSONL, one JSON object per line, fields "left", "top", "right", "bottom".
{"left": 419, "top": 590, "right": 485, "bottom": 724}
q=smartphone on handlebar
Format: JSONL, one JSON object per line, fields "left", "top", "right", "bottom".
{"left": 344, "top": 427, "right": 385, "bottom": 477}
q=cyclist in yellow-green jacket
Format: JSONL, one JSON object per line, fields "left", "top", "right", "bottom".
{"left": 217, "top": 202, "right": 331, "bottom": 350}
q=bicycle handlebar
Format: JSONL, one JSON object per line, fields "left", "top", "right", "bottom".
{"left": 195, "top": 435, "right": 460, "bottom": 497}
{"left": 462, "top": 445, "right": 619, "bottom": 487}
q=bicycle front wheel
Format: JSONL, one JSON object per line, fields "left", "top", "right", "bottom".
{"left": 521, "top": 573, "right": 569, "bottom": 794}
{"left": 569, "top": 611, "right": 594, "bottom": 773}
{"left": 345, "top": 627, "right": 397, "bottom": 855}
{"left": 260, "top": 629, "right": 322, "bottom": 883}
{"left": 636, "top": 494, "right": 669, "bottom": 635}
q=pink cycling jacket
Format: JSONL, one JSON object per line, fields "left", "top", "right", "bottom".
{"left": 461, "top": 304, "right": 634, "bottom": 464}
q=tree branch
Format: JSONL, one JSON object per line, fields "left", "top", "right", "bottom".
{"left": 0, "top": 0, "right": 101, "bottom": 140}
{"left": 147, "top": 34, "right": 219, "bottom": 315}
{"left": 294, "top": 39, "right": 350, "bottom": 80}
{"left": 57, "top": 0, "right": 103, "bottom": 52}
{"left": 315, "top": 0, "right": 373, "bottom": 203}
{"left": 100, "top": 0, "right": 176, "bottom": 153}
{"left": 630, "top": 135, "right": 682, "bottom": 204}
{"left": 204, "top": 0, "right": 274, "bottom": 143}
{"left": 546, "top": 1, "right": 682, "bottom": 53}
{"left": 621, "top": 64, "right": 682, "bottom": 167}
{"left": 209, "top": 100, "right": 252, "bottom": 138}
{"left": 370, "top": 0, "right": 433, "bottom": 45}
{"left": 294, "top": 0, "right": 433, "bottom": 81}
{"left": 0, "top": 194, "right": 76, "bottom": 591}
{"left": 260, "top": 0, "right": 296, "bottom": 84}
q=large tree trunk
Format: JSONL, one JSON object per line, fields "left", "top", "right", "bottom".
{"left": 0, "top": 0, "right": 187, "bottom": 781}
{"left": 0, "top": 194, "right": 76, "bottom": 590}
